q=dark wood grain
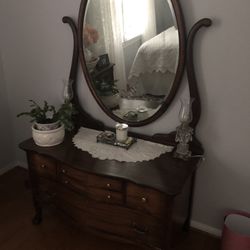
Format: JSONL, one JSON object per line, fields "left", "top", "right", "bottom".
{"left": 187, "top": 18, "right": 212, "bottom": 130}
{"left": 62, "top": 16, "right": 104, "bottom": 131}
{"left": 54, "top": 187, "right": 167, "bottom": 249}
{"left": 20, "top": 135, "right": 198, "bottom": 196}
{"left": 126, "top": 182, "right": 173, "bottom": 218}
{"left": 25, "top": 155, "right": 174, "bottom": 249}
{"left": 19, "top": 133, "right": 202, "bottom": 250}
{"left": 29, "top": 153, "right": 57, "bottom": 179}
{"left": 0, "top": 167, "right": 221, "bottom": 250}
{"left": 62, "top": 17, "right": 78, "bottom": 83}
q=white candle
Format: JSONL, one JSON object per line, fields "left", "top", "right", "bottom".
{"left": 115, "top": 123, "right": 128, "bottom": 142}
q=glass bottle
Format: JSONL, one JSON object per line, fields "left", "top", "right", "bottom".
{"left": 178, "top": 98, "right": 194, "bottom": 125}
{"left": 174, "top": 98, "right": 194, "bottom": 160}
{"left": 63, "top": 79, "right": 73, "bottom": 102}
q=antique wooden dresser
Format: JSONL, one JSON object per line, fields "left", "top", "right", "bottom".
{"left": 20, "top": 133, "right": 201, "bottom": 250}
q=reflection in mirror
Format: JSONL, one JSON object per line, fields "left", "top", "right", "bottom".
{"left": 83, "top": 0, "right": 179, "bottom": 122}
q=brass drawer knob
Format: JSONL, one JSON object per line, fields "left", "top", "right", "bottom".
{"left": 141, "top": 197, "right": 147, "bottom": 203}
{"left": 106, "top": 183, "right": 111, "bottom": 188}
{"left": 107, "top": 195, "right": 111, "bottom": 199}
{"left": 61, "top": 169, "right": 67, "bottom": 174}
{"left": 40, "top": 164, "right": 46, "bottom": 169}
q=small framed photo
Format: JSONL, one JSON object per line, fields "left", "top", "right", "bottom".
{"left": 96, "top": 54, "right": 110, "bottom": 70}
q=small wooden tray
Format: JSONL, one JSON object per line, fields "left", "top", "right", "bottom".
{"left": 96, "top": 131, "right": 137, "bottom": 150}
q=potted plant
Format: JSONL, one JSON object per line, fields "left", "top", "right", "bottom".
{"left": 93, "top": 79, "right": 120, "bottom": 109}
{"left": 17, "top": 100, "right": 77, "bottom": 147}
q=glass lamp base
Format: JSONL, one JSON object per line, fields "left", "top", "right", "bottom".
{"left": 174, "top": 123, "right": 193, "bottom": 161}
{"left": 174, "top": 144, "right": 192, "bottom": 160}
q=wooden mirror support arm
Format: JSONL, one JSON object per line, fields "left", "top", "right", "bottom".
{"left": 62, "top": 17, "right": 79, "bottom": 82}
{"left": 187, "top": 18, "right": 212, "bottom": 130}
{"left": 62, "top": 16, "right": 104, "bottom": 131}
{"left": 178, "top": 17, "right": 212, "bottom": 232}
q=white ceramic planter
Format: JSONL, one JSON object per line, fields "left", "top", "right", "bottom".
{"left": 32, "top": 124, "right": 65, "bottom": 147}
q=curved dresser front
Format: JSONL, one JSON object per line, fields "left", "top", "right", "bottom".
{"left": 20, "top": 134, "right": 199, "bottom": 250}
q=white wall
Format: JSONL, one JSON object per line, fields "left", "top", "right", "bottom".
{"left": 0, "top": 0, "right": 250, "bottom": 233}
{"left": 181, "top": 0, "right": 250, "bottom": 232}
{"left": 0, "top": 0, "right": 81, "bottom": 162}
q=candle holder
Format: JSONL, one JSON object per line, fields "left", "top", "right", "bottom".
{"left": 174, "top": 98, "right": 194, "bottom": 160}
{"left": 116, "top": 123, "right": 128, "bottom": 143}
{"left": 96, "top": 126, "right": 136, "bottom": 150}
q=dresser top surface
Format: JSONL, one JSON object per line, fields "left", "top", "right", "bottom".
{"left": 20, "top": 134, "right": 199, "bottom": 196}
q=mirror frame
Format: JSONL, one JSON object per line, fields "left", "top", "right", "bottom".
{"left": 78, "top": 0, "right": 186, "bottom": 127}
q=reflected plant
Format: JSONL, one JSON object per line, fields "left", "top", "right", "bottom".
{"left": 93, "top": 79, "right": 119, "bottom": 96}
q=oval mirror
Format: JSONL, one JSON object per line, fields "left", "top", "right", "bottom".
{"left": 78, "top": 0, "right": 185, "bottom": 126}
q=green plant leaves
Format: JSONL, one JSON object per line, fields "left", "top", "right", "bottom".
{"left": 17, "top": 99, "right": 77, "bottom": 131}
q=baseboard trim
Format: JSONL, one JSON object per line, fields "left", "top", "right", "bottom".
{"left": 16, "top": 161, "right": 28, "bottom": 169}
{"left": 0, "top": 161, "right": 28, "bottom": 175}
{"left": 174, "top": 216, "right": 222, "bottom": 238}
{"left": 191, "top": 220, "right": 222, "bottom": 237}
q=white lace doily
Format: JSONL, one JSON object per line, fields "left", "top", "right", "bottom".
{"left": 72, "top": 127, "right": 174, "bottom": 163}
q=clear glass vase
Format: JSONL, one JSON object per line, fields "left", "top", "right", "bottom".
{"left": 178, "top": 98, "right": 194, "bottom": 124}
{"left": 174, "top": 98, "right": 194, "bottom": 160}
{"left": 62, "top": 79, "right": 73, "bottom": 102}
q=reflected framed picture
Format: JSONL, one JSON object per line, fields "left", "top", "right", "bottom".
{"left": 96, "top": 54, "right": 110, "bottom": 70}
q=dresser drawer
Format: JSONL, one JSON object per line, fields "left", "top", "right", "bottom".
{"left": 87, "top": 174, "right": 123, "bottom": 192}
{"left": 126, "top": 183, "right": 173, "bottom": 218}
{"left": 85, "top": 203, "right": 165, "bottom": 248}
{"left": 59, "top": 165, "right": 88, "bottom": 182}
{"left": 57, "top": 168, "right": 124, "bottom": 205}
{"left": 88, "top": 188, "right": 124, "bottom": 205}
{"left": 58, "top": 165, "right": 122, "bottom": 192}
{"left": 59, "top": 165, "right": 87, "bottom": 194}
{"left": 55, "top": 183, "right": 88, "bottom": 211}
{"left": 86, "top": 220, "right": 164, "bottom": 249}
{"left": 37, "top": 177, "right": 87, "bottom": 211}
{"left": 59, "top": 175, "right": 87, "bottom": 194}
{"left": 130, "top": 216, "right": 165, "bottom": 247}
{"left": 29, "top": 153, "right": 57, "bottom": 178}
{"left": 58, "top": 172, "right": 123, "bottom": 205}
